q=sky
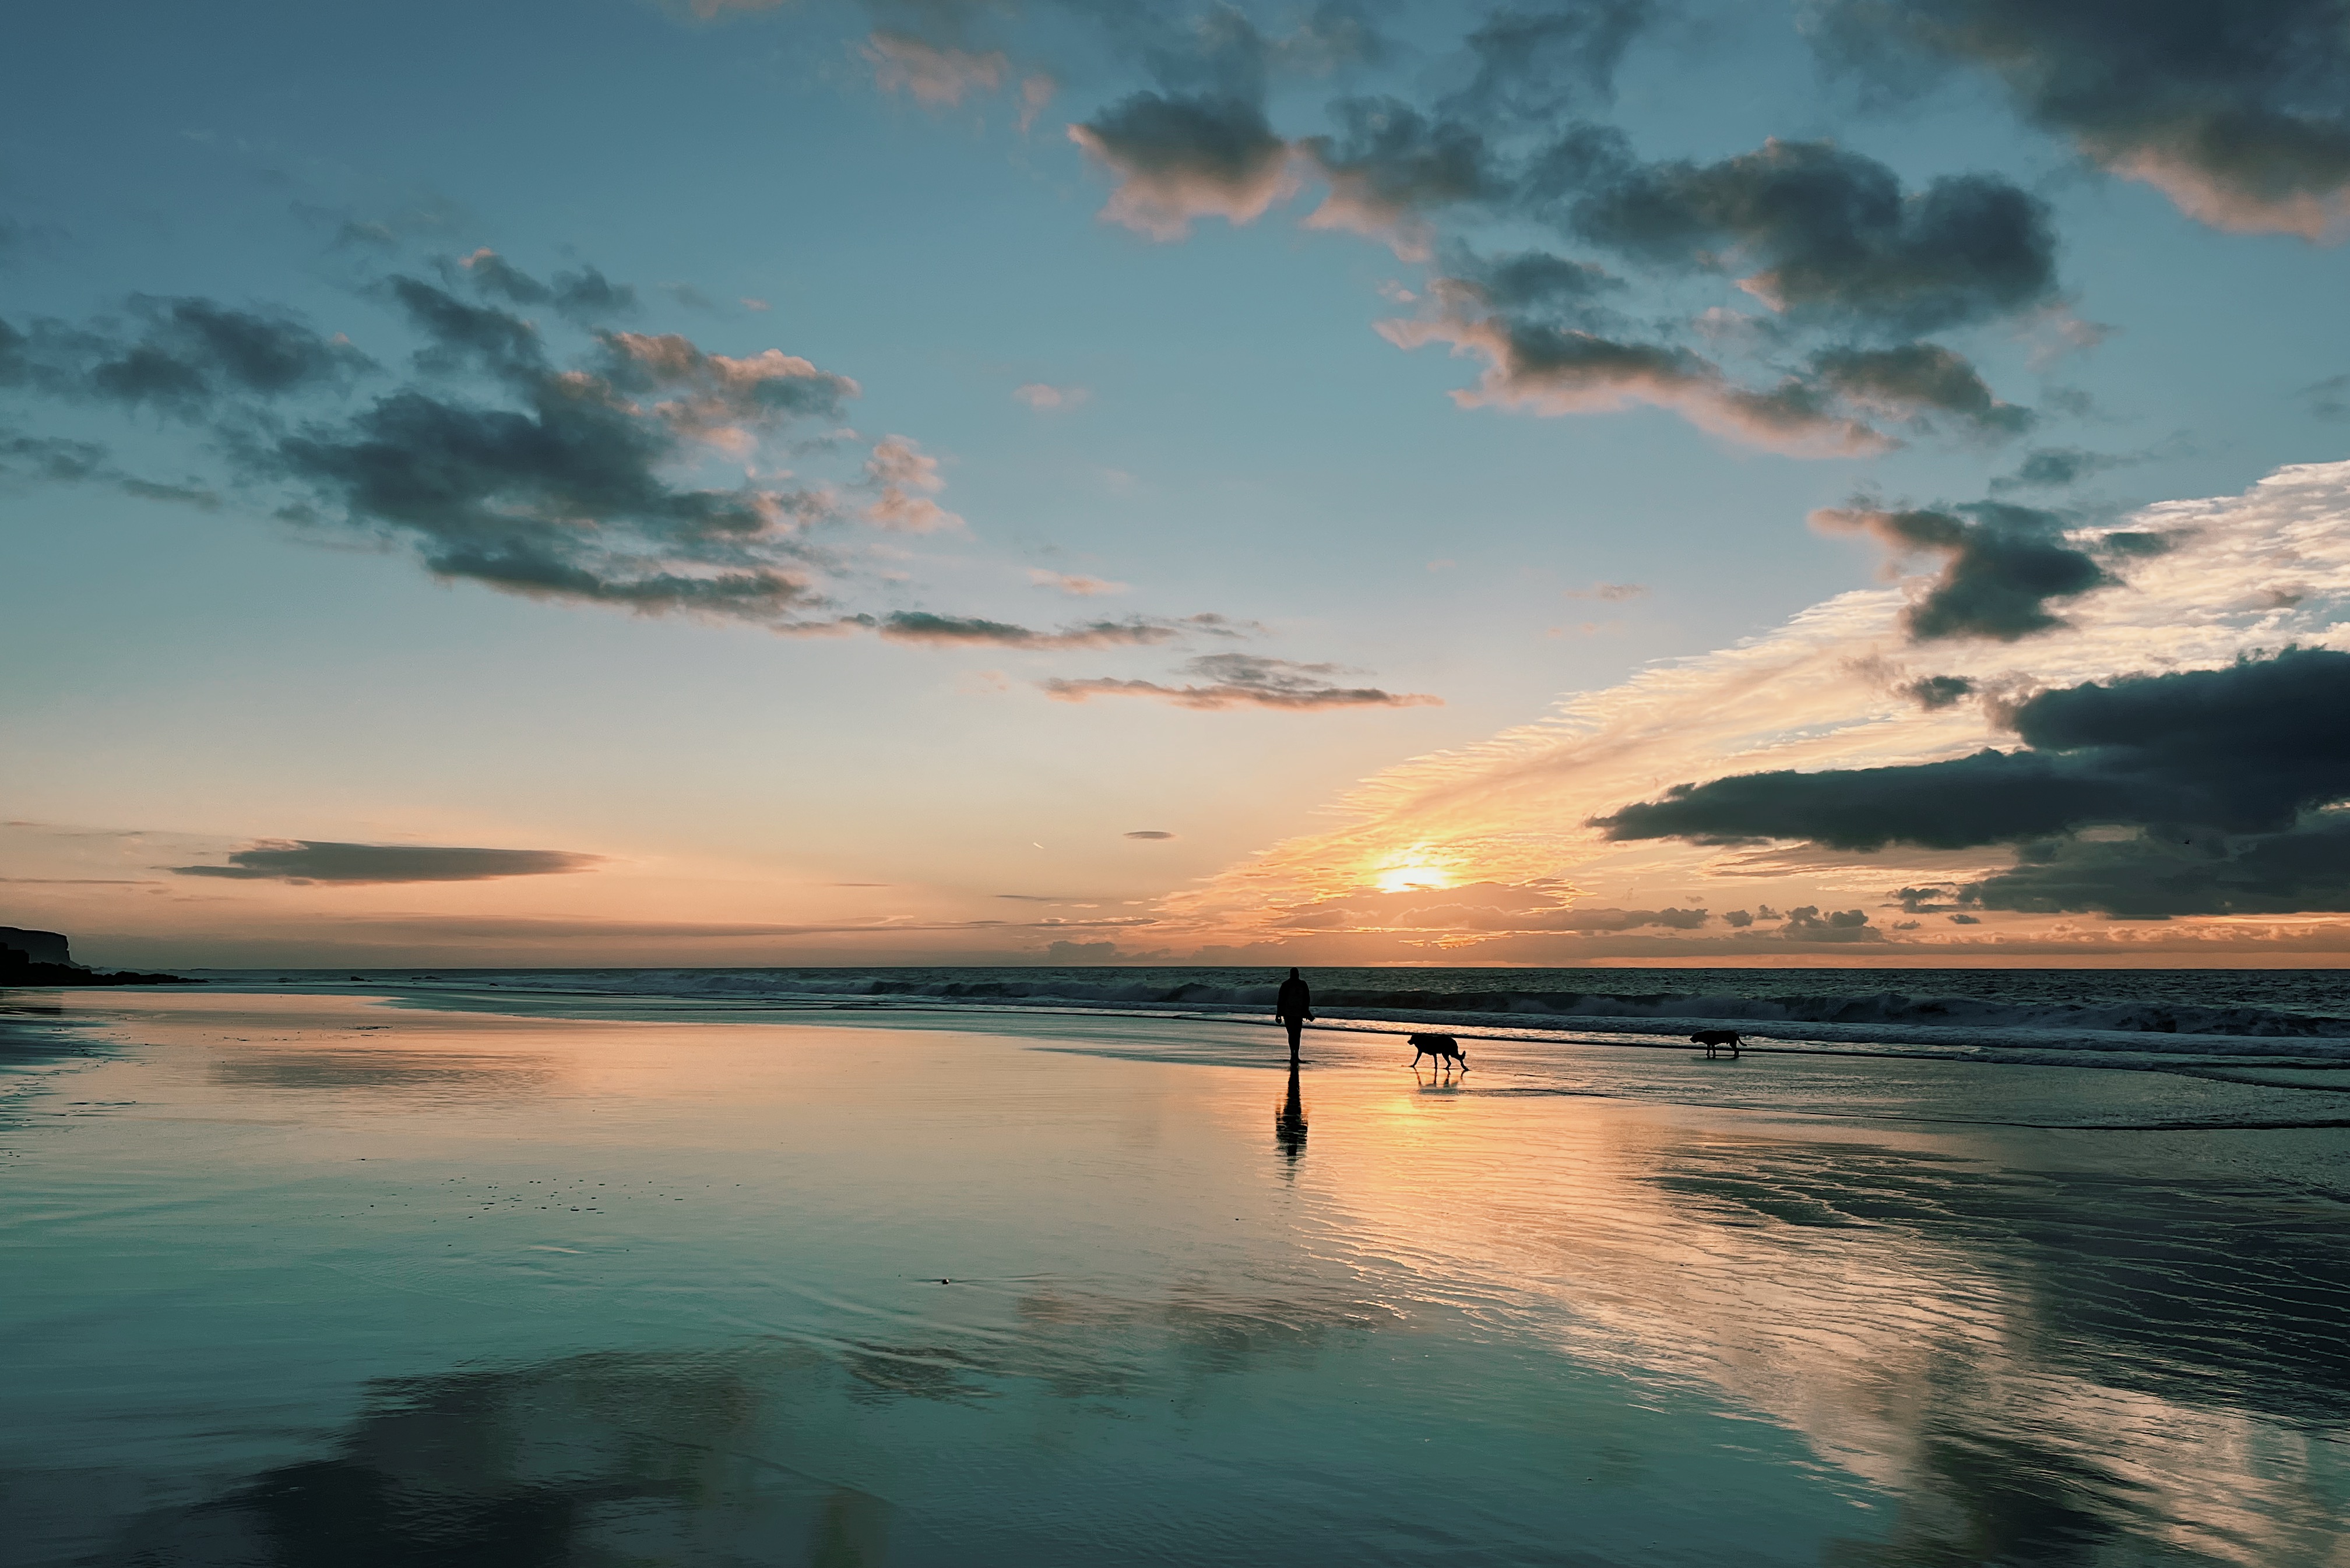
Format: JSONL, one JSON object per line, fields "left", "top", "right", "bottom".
{"left": 5, "top": 0, "right": 2350, "bottom": 969}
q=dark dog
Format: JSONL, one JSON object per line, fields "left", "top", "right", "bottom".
{"left": 1409, "top": 1033, "right": 1468, "bottom": 1070}
{"left": 1690, "top": 1029, "right": 1743, "bottom": 1059}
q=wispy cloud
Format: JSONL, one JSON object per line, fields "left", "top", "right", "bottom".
{"left": 1044, "top": 653, "right": 1441, "bottom": 711}
{"left": 1163, "top": 460, "right": 2350, "bottom": 955}
{"left": 864, "top": 30, "right": 1008, "bottom": 108}
{"left": 1029, "top": 568, "right": 1126, "bottom": 596}
{"left": 1014, "top": 382, "right": 1090, "bottom": 410}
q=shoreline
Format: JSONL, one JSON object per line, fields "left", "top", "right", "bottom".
{"left": 6, "top": 989, "right": 2346, "bottom": 1566}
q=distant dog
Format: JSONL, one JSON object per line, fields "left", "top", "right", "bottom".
{"left": 1409, "top": 1033, "right": 1468, "bottom": 1070}
{"left": 1690, "top": 1029, "right": 1744, "bottom": 1059}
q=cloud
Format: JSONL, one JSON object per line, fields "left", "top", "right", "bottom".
{"left": 1159, "top": 460, "right": 2350, "bottom": 956}
{"left": 459, "top": 248, "right": 551, "bottom": 305}
{"left": 1029, "top": 568, "right": 1127, "bottom": 595}
{"left": 1813, "top": 501, "right": 2117, "bottom": 641}
{"left": 1124, "top": 830, "right": 1177, "bottom": 839}
{"left": 1550, "top": 133, "right": 2061, "bottom": 334}
{"left": 869, "top": 611, "right": 1184, "bottom": 649}
{"left": 38, "top": 297, "right": 372, "bottom": 413}
{"left": 864, "top": 30, "right": 1008, "bottom": 108}
{"left": 861, "top": 435, "right": 964, "bottom": 531}
{"left": 1905, "top": 673, "right": 1976, "bottom": 709}
{"left": 1260, "top": 879, "right": 1709, "bottom": 939}
{"left": 1992, "top": 445, "right": 2137, "bottom": 491}
{"left": 1965, "top": 814, "right": 2350, "bottom": 918}
{"left": 171, "top": 841, "right": 603, "bottom": 885}
{"left": 1043, "top": 652, "right": 1442, "bottom": 710}
{"left": 1380, "top": 300, "right": 1891, "bottom": 455}
{"left": 1778, "top": 904, "right": 1882, "bottom": 940}
{"left": 600, "top": 329, "right": 857, "bottom": 450}
{"left": 0, "top": 430, "right": 221, "bottom": 510}
{"left": 1069, "top": 91, "right": 1298, "bottom": 239}
{"left": 1014, "top": 382, "right": 1090, "bottom": 410}
{"left": 266, "top": 277, "right": 847, "bottom": 622}
{"left": 1567, "top": 580, "right": 1648, "bottom": 601}
{"left": 1299, "top": 98, "right": 1501, "bottom": 255}
{"left": 1813, "top": 0, "right": 2350, "bottom": 239}
{"left": 1807, "top": 343, "right": 2033, "bottom": 436}
{"left": 1437, "top": 0, "right": 1656, "bottom": 126}
{"left": 2298, "top": 372, "right": 2350, "bottom": 420}
{"left": 1596, "top": 646, "right": 2350, "bottom": 854}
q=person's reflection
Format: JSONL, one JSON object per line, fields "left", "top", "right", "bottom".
{"left": 1274, "top": 1060, "right": 1308, "bottom": 1163}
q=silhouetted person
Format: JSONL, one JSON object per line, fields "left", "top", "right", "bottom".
{"left": 1275, "top": 1059, "right": 1307, "bottom": 1161}
{"left": 1274, "top": 967, "right": 1313, "bottom": 1062}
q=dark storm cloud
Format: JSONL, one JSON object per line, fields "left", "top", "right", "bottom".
{"left": 171, "top": 841, "right": 604, "bottom": 885}
{"left": 1814, "top": 501, "right": 2115, "bottom": 642}
{"left": 1548, "top": 134, "right": 2060, "bottom": 335}
{"left": 1906, "top": 673, "right": 1976, "bottom": 709}
{"left": 1807, "top": 343, "right": 2032, "bottom": 435}
{"left": 1965, "top": 815, "right": 2350, "bottom": 918}
{"left": 1043, "top": 653, "right": 1441, "bottom": 710}
{"left": 1595, "top": 651, "right": 2350, "bottom": 904}
{"left": 1811, "top": 0, "right": 2350, "bottom": 238}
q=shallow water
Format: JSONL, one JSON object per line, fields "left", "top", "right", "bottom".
{"left": 3, "top": 990, "right": 2347, "bottom": 1566}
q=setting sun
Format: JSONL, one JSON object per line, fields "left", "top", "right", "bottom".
{"left": 1373, "top": 854, "right": 1453, "bottom": 895}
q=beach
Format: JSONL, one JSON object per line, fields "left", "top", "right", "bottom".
{"left": 5, "top": 985, "right": 2347, "bottom": 1566}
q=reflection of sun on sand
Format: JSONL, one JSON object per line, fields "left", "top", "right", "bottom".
{"left": 1291, "top": 1096, "right": 2340, "bottom": 1566}
{"left": 15, "top": 989, "right": 2348, "bottom": 1565}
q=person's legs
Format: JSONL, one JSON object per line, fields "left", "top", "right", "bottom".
{"left": 1285, "top": 1018, "right": 1302, "bottom": 1059}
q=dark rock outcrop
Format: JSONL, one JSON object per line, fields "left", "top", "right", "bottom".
{"left": 0, "top": 931, "right": 199, "bottom": 987}
{"left": 0, "top": 926, "right": 75, "bottom": 966}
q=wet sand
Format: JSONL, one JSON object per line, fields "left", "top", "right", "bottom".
{"left": 3, "top": 989, "right": 2347, "bottom": 1566}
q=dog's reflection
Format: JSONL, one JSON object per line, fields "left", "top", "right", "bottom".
{"left": 1274, "top": 1060, "right": 1307, "bottom": 1162}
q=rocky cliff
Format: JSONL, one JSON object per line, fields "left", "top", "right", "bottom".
{"left": 0, "top": 928, "right": 196, "bottom": 986}
{"left": 0, "top": 926, "right": 75, "bottom": 966}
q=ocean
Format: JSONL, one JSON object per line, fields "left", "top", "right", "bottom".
{"left": 192, "top": 964, "right": 2350, "bottom": 1065}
